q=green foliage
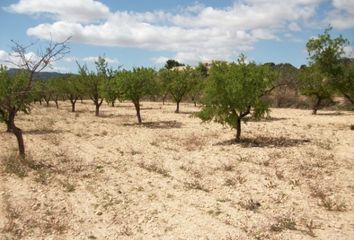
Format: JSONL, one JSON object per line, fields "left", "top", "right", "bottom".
{"left": 338, "top": 59, "right": 354, "bottom": 104}
{"left": 0, "top": 65, "right": 32, "bottom": 121}
{"left": 160, "top": 67, "right": 194, "bottom": 112}
{"left": 63, "top": 74, "right": 83, "bottom": 98}
{"left": 78, "top": 58, "right": 106, "bottom": 116}
{"left": 189, "top": 67, "right": 207, "bottom": 106}
{"left": 198, "top": 55, "right": 276, "bottom": 142}
{"left": 306, "top": 27, "right": 349, "bottom": 76}
{"left": 116, "top": 67, "right": 157, "bottom": 123}
{"left": 117, "top": 67, "right": 157, "bottom": 102}
{"left": 299, "top": 65, "right": 333, "bottom": 99}
{"left": 300, "top": 27, "right": 350, "bottom": 112}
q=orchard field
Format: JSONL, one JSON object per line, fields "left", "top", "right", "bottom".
{"left": 1, "top": 101, "right": 353, "bottom": 240}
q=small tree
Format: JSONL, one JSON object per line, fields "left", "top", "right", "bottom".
{"left": 48, "top": 77, "right": 65, "bottom": 108}
{"left": 63, "top": 74, "right": 83, "bottom": 112}
{"left": 117, "top": 67, "right": 157, "bottom": 124}
{"left": 103, "top": 67, "right": 121, "bottom": 107}
{"left": 302, "top": 27, "right": 349, "bottom": 113}
{"left": 78, "top": 56, "right": 109, "bottom": 116}
{"left": 299, "top": 64, "right": 333, "bottom": 114}
{"left": 0, "top": 39, "right": 69, "bottom": 157}
{"left": 198, "top": 55, "right": 276, "bottom": 142}
{"left": 189, "top": 67, "right": 207, "bottom": 107}
{"left": 161, "top": 67, "right": 193, "bottom": 113}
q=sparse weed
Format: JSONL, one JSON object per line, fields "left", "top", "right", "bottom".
{"left": 239, "top": 199, "right": 261, "bottom": 211}
{"left": 183, "top": 133, "right": 206, "bottom": 151}
{"left": 62, "top": 180, "right": 76, "bottom": 192}
{"left": 270, "top": 215, "right": 297, "bottom": 232}
{"left": 2, "top": 153, "right": 28, "bottom": 178}
{"left": 34, "top": 169, "right": 51, "bottom": 185}
{"left": 138, "top": 162, "right": 170, "bottom": 177}
{"left": 184, "top": 179, "right": 209, "bottom": 192}
{"left": 275, "top": 169, "right": 284, "bottom": 180}
{"left": 309, "top": 186, "right": 347, "bottom": 211}
{"left": 222, "top": 162, "right": 235, "bottom": 171}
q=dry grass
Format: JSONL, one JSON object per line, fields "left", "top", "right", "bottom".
{"left": 2, "top": 153, "right": 28, "bottom": 178}
{"left": 0, "top": 101, "right": 353, "bottom": 239}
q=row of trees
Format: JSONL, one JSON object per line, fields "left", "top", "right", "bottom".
{"left": 1, "top": 27, "right": 353, "bottom": 157}
{"left": 30, "top": 58, "right": 207, "bottom": 124}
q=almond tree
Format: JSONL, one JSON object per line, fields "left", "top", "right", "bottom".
{"left": 78, "top": 56, "right": 110, "bottom": 116}
{"left": 0, "top": 39, "right": 69, "bottom": 157}
{"left": 160, "top": 67, "right": 193, "bottom": 113}
{"left": 300, "top": 27, "right": 349, "bottom": 114}
{"left": 198, "top": 55, "right": 277, "bottom": 142}
{"left": 116, "top": 67, "right": 157, "bottom": 124}
{"left": 63, "top": 74, "right": 84, "bottom": 112}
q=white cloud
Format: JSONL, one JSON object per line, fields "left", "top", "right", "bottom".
{"left": 288, "top": 22, "right": 301, "bottom": 32}
{"left": 0, "top": 49, "right": 68, "bottom": 72}
{"left": 344, "top": 46, "right": 354, "bottom": 58}
{"left": 327, "top": 0, "right": 354, "bottom": 29}
{"left": 64, "top": 56, "right": 119, "bottom": 64}
{"left": 7, "top": 0, "right": 353, "bottom": 64}
{"left": 0, "top": 49, "right": 40, "bottom": 68}
{"left": 6, "top": 0, "right": 110, "bottom": 23}
{"left": 82, "top": 56, "right": 119, "bottom": 64}
{"left": 151, "top": 56, "right": 170, "bottom": 65}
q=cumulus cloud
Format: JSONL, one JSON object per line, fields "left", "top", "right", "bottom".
{"left": 0, "top": 49, "right": 68, "bottom": 72}
{"left": 344, "top": 46, "right": 354, "bottom": 58}
{"left": 6, "top": 0, "right": 353, "bottom": 64}
{"left": 64, "top": 56, "right": 120, "bottom": 65}
{"left": 6, "top": 0, "right": 110, "bottom": 22}
{"left": 0, "top": 49, "right": 40, "bottom": 68}
{"left": 327, "top": 0, "right": 354, "bottom": 29}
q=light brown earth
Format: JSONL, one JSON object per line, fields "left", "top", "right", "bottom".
{"left": 0, "top": 101, "right": 353, "bottom": 240}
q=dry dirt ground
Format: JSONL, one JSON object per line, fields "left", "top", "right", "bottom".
{"left": 0, "top": 101, "right": 353, "bottom": 240}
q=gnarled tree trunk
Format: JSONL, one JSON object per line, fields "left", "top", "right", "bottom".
{"left": 134, "top": 101, "right": 142, "bottom": 124}
{"left": 312, "top": 96, "right": 322, "bottom": 115}
{"left": 8, "top": 110, "right": 25, "bottom": 157}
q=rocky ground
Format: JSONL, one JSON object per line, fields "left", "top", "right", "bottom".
{"left": 0, "top": 101, "right": 353, "bottom": 240}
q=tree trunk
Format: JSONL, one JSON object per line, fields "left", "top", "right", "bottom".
{"left": 111, "top": 100, "right": 115, "bottom": 107}
{"left": 54, "top": 97, "right": 59, "bottom": 109}
{"left": 95, "top": 103, "right": 100, "bottom": 116}
{"left": 134, "top": 101, "right": 142, "bottom": 124}
{"left": 9, "top": 111, "right": 25, "bottom": 157}
{"left": 5, "top": 120, "right": 12, "bottom": 133}
{"left": 45, "top": 98, "right": 50, "bottom": 106}
{"left": 175, "top": 101, "right": 180, "bottom": 113}
{"left": 70, "top": 98, "right": 77, "bottom": 112}
{"left": 312, "top": 97, "right": 322, "bottom": 115}
{"left": 235, "top": 118, "right": 241, "bottom": 143}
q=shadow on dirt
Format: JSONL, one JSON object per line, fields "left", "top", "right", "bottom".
{"left": 216, "top": 136, "right": 310, "bottom": 148}
{"left": 24, "top": 129, "right": 64, "bottom": 135}
{"left": 123, "top": 120, "right": 183, "bottom": 129}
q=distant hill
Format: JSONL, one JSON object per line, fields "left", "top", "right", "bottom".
{"left": 7, "top": 68, "right": 66, "bottom": 80}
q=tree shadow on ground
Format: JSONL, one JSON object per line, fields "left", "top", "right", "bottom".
{"left": 123, "top": 120, "right": 182, "bottom": 129}
{"left": 178, "top": 111, "right": 198, "bottom": 115}
{"left": 246, "top": 117, "right": 288, "bottom": 122}
{"left": 216, "top": 136, "right": 310, "bottom": 148}
{"left": 24, "top": 129, "right": 64, "bottom": 135}
{"left": 316, "top": 112, "right": 344, "bottom": 116}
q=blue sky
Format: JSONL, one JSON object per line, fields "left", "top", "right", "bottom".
{"left": 0, "top": 0, "right": 353, "bottom": 73}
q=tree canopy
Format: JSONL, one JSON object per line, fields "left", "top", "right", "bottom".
{"left": 198, "top": 55, "right": 277, "bottom": 142}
